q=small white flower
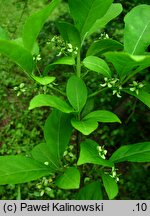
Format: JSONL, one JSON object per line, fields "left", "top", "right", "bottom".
{"left": 40, "top": 190, "right": 45, "bottom": 196}
{"left": 68, "top": 43, "right": 73, "bottom": 49}
{"left": 117, "top": 92, "right": 122, "bottom": 98}
{"left": 100, "top": 83, "right": 107, "bottom": 87}
{"left": 44, "top": 161, "right": 49, "bottom": 166}
{"left": 135, "top": 89, "right": 139, "bottom": 95}
{"left": 108, "top": 83, "right": 113, "bottom": 88}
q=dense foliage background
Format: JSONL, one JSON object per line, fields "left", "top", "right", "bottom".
{"left": 0, "top": 0, "right": 150, "bottom": 199}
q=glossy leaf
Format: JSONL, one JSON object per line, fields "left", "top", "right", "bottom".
{"left": 55, "top": 167, "right": 80, "bottom": 189}
{"left": 104, "top": 52, "right": 150, "bottom": 78}
{"left": 0, "top": 39, "right": 33, "bottom": 75}
{"left": 87, "top": 39, "right": 123, "bottom": 57}
{"left": 0, "top": 155, "right": 52, "bottom": 185}
{"left": 31, "top": 143, "right": 59, "bottom": 170}
{"left": 31, "top": 75, "right": 56, "bottom": 85}
{"left": 68, "top": 0, "right": 113, "bottom": 39}
{"left": 66, "top": 75, "right": 87, "bottom": 112}
{"left": 110, "top": 142, "right": 150, "bottom": 163}
{"left": 44, "top": 56, "right": 75, "bottom": 75}
{"left": 123, "top": 89, "right": 150, "bottom": 109}
{"left": 29, "top": 94, "right": 74, "bottom": 113}
{"left": 124, "top": 5, "right": 150, "bottom": 55}
{"left": 44, "top": 110, "right": 73, "bottom": 165}
{"left": 101, "top": 173, "right": 118, "bottom": 200}
{"left": 57, "top": 22, "right": 81, "bottom": 47}
{"left": 76, "top": 181, "right": 103, "bottom": 200}
{"left": 87, "top": 3, "right": 123, "bottom": 37}
{"left": 77, "top": 139, "right": 114, "bottom": 167}
{"left": 84, "top": 110, "right": 121, "bottom": 123}
{"left": 0, "top": 26, "right": 8, "bottom": 39}
{"left": 23, "top": 0, "right": 60, "bottom": 51}
{"left": 71, "top": 118, "right": 98, "bottom": 135}
{"left": 83, "top": 56, "right": 112, "bottom": 78}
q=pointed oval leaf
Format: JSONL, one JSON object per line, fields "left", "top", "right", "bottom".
{"left": 71, "top": 118, "right": 98, "bottom": 135}
{"left": 31, "top": 75, "right": 56, "bottom": 85}
{"left": 68, "top": 0, "right": 113, "bottom": 39}
{"left": 66, "top": 75, "right": 88, "bottom": 112}
{"left": 83, "top": 56, "right": 112, "bottom": 78}
{"left": 29, "top": 94, "right": 74, "bottom": 113}
{"left": 31, "top": 143, "right": 59, "bottom": 171}
{"left": 55, "top": 167, "right": 80, "bottom": 189}
{"left": 110, "top": 142, "right": 150, "bottom": 163}
{"left": 123, "top": 89, "right": 150, "bottom": 109}
{"left": 57, "top": 22, "right": 81, "bottom": 48}
{"left": 23, "top": 0, "right": 60, "bottom": 51}
{"left": 84, "top": 110, "right": 121, "bottom": 123}
{"left": 77, "top": 139, "right": 114, "bottom": 167}
{"left": 87, "top": 39, "right": 123, "bottom": 57}
{"left": 0, "top": 39, "right": 33, "bottom": 75}
{"left": 0, "top": 156, "right": 52, "bottom": 185}
{"left": 87, "top": 3, "right": 123, "bottom": 37}
{"left": 76, "top": 181, "right": 103, "bottom": 200}
{"left": 124, "top": 5, "right": 150, "bottom": 55}
{"left": 44, "top": 110, "right": 73, "bottom": 165}
{"left": 101, "top": 173, "right": 118, "bottom": 200}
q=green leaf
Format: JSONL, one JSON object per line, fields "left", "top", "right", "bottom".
{"left": 29, "top": 94, "right": 74, "bottom": 113}
{"left": 23, "top": 0, "right": 60, "bottom": 51}
{"left": 57, "top": 22, "right": 81, "bottom": 47}
{"left": 101, "top": 173, "right": 118, "bottom": 200}
{"left": 68, "top": 0, "right": 113, "bottom": 39}
{"left": 0, "top": 39, "right": 34, "bottom": 75}
{"left": 71, "top": 118, "right": 98, "bottom": 135}
{"left": 44, "top": 110, "right": 73, "bottom": 166}
{"left": 13, "top": 37, "right": 40, "bottom": 56}
{"left": 87, "top": 39, "right": 123, "bottom": 57}
{"left": 31, "top": 143, "right": 59, "bottom": 170}
{"left": 123, "top": 89, "right": 150, "bottom": 109}
{"left": 44, "top": 56, "right": 75, "bottom": 75}
{"left": 55, "top": 167, "right": 80, "bottom": 189}
{"left": 0, "top": 26, "right": 9, "bottom": 39}
{"left": 0, "top": 155, "right": 52, "bottom": 185}
{"left": 81, "top": 97, "right": 95, "bottom": 117}
{"left": 76, "top": 181, "right": 103, "bottom": 200}
{"left": 110, "top": 142, "right": 150, "bottom": 163}
{"left": 104, "top": 52, "right": 150, "bottom": 78}
{"left": 66, "top": 75, "right": 88, "bottom": 112}
{"left": 124, "top": 5, "right": 150, "bottom": 55}
{"left": 83, "top": 56, "right": 112, "bottom": 78}
{"left": 77, "top": 139, "right": 113, "bottom": 167}
{"left": 87, "top": 3, "right": 123, "bottom": 37}
{"left": 84, "top": 110, "right": 121, "bottom": 123}
{"left": 31, "top": 75, "right": 56, "bottom": 85}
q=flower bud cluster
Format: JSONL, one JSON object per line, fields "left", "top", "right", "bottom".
{"left": 13, "top": 83, "right": 27, "bottom": 96}
{"left": 99, "top": 32, "right": 109, "bottom": 40}
{"left": 33, "top": 54, "right": 41, "bottom": 62}
{"left": 100, "top": 77, "right": 122, "bottom": 98}
{"left": 49, "top": 35, "right": 78, "bottom": 56}
{"left": 36, "top": 176, "right": 55, "bottom": 197}
{"left": 129, "top": 81, "right": 144, "bottom": 95}
{"left": 63, "top": 144, "right": 76, "bottom": 162}
{"left": 110, "top": 166, "right": 119, "bottom": 182}
{"left": 97, "top": 145, "right": 107, "bottom": 159}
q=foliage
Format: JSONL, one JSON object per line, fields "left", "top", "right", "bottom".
{"left": 0, "top": 0, "right": 150, "bottom": 200}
